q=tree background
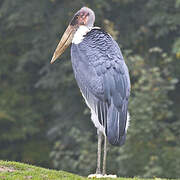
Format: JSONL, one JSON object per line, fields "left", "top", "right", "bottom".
{"left": 0, "top": 0, "right": 180, "bottom": 178}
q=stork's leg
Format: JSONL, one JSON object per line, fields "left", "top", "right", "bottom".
{"left": 102, "top": 135, "right": 107, "bottom": 175}
{"left": 96, "top": 131, "right": 102, "bottom": 174}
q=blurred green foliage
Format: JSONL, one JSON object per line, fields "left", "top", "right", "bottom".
{"left": 0, "top": 0, "right": 180, "bottom": 178}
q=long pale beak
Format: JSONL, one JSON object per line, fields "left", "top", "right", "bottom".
{"left": 50, "top": 25, "right": 76, "bottom": 64}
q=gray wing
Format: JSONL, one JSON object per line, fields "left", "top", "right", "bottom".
{"left": 71, "top": 29, "right": 130, "bottom": 146}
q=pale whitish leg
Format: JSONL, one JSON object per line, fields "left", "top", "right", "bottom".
{"left": 102, "top": 135, "right": 107, "bottom": 175}
{"left": 96, "top": 131, "right": 102, "bottom": 174}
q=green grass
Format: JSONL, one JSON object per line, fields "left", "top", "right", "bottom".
{"left": 0, "top": 160, "right": 167, "bottom": 180}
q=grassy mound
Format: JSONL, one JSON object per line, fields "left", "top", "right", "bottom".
{"left": 0, "top": 160, "right": 83, "bottom": 180}
{"left": 0, "top": 160, "right": 166, "bottom": 180}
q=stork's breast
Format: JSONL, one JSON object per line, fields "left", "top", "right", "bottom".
{"left": 71, "top": 45, "right": 104, "bottom": 97}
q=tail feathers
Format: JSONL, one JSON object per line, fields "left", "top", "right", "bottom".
{"left": 106, "top": 103, "right": 128, "bottom": 146}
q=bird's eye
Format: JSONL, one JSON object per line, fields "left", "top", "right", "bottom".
{"left": 76, "top": 14, "right": 80, "bottom": 20}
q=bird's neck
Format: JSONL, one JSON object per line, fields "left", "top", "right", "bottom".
{"left": 72, "top": 25, "right": 91, "bottom": 44}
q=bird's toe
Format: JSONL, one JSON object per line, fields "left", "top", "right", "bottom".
{"left": 88, "top": 173, "right": 117, "bottom": 178}
{"left": 88, "top": 174, "right": 103, "bottom": 178}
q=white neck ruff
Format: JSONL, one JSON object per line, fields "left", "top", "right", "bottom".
{"left": 72, "top": 25, "right": 90, "bottom": 44}
{"left": 72, "top": 26, "right": 101, "bottom": 44}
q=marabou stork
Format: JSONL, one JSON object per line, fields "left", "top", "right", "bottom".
{"left": 51, "top": 7, "right": 130, "bottom": 177}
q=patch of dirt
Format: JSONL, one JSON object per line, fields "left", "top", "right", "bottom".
{"left": 25, "top": 176, "right": 33, "bottom": 179}
{"left": 0, "top": 176, "right": 6, "bottom": 180}
{"left": 0, "top": 166, "right": 15, "bottom": 172}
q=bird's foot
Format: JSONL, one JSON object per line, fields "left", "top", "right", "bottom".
{"left": 88, "top": 174, "right": 103, "bottom": 178}
{"left": 88, "top": 174, "right": 117, "bottom": 178}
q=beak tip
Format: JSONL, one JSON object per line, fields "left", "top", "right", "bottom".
{"left": 50, "top": 55, "right": 56, "bottom": 64}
